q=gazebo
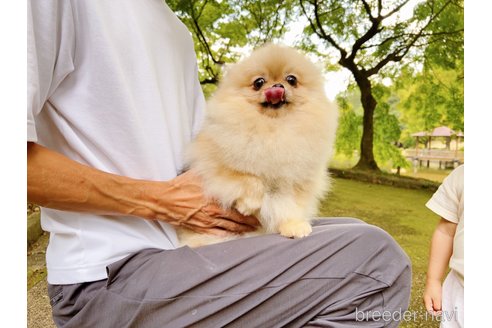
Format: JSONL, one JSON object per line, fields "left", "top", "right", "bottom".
{"left": 406, "top": 126, "right": 464, "bottom": 169}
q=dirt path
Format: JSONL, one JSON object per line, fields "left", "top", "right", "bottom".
{"left": 27, "top": 233, "right": 55, "bottom": 328}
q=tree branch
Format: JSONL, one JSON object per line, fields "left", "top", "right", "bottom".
{"left": 299, "top": 0, "right": 347, "bottom": 58}
{"left": 380, "top": 0, "right": 411, "bottom": 19}
{"left": 200, "top": 77, "right": 219, "bottom": 85}
{"left": 196, "top": 0, "right": 209, "bottom": 20}
{"left": 366, "top": 0, "right": 454, "bottom": 76}
{"left": 360, "top": 0, "right": 375, "bottom": 21}
{"left": 347, "top": 6, "right": 383, "bottom": 61}
{"left": 360, "top": 28, "right": 463, "bottom": 51}
{"left": 189, "top": 2, "right": 224, "bottom": 65}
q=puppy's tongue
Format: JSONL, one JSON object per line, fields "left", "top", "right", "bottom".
{"left": 264, "top": 87, "right": 285, "bottom": 105}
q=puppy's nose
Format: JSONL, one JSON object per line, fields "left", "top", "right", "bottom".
{"left": 265, "top": 85, "right": 285, "bottom": 105}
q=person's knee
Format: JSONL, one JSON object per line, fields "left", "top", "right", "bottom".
{"left": 315, "top": 217, "right": 366, "bottom": 225}
{"left": 313, "top": 219, "right": 411, "bottom": 280}
{"left": 356, "top": 224, "right": 412, "bottom": 277}
{"left": 357, "top": 224, "right": 401, "bottom": 251}
{"left": 341, "top": 217, "right": 366, "bottom": 225}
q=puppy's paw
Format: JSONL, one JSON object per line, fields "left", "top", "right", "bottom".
{"left": 235, "top": 197, "right": 262, "bottom": 216}
{"left": 278, "top": 219, "right": 312, "bottom": 239}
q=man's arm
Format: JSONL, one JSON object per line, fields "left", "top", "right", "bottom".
{"left": 423, "top": 218, "right": 457, "bottom": 315}
{"left": 27, "top": 142, "right": 259, "bottom": 235}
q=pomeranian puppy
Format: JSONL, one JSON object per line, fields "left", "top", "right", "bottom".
{"left": 179, "top": 44, "right": 338, "bottom": 247}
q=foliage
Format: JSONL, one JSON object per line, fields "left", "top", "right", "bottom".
{"left": 394, "top": 0, "right": 464, "bottom": 143}
{"left": 168, "top": 0, "right": 464, "bottom": 172}
{"left": 298, "top": 0, "right": 463, "bottom": 171}
{"left": 334, "top": 86, "right": 362, "bottom": 158}
{"left": 396, "top": 63, "right": 464, "bottom": 145}
{"left": 299, "top": 0, "right": 462, "bottom": 78}
{"left": 414, "top": 0, "right": 464, "bottom": 70}
{"left": 167, "top": 0, "right": 295, "bottom": 97}
{"left": 336, "top": 83, "right": 410, "bottom": 170}
{"left": 373, "top": 85, "right": 410, "bottom": 168}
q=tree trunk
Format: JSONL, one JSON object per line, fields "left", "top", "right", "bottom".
{"left": 354, "top": 75, "right": 380, "bottom": 171}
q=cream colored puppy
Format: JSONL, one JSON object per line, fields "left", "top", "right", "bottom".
{"left": 181, "top": 44, "right": 338, "bottom": 246}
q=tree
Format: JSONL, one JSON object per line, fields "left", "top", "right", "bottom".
{"left": 168, "top": 0, "right": 295, "bottom": 97}
{"left": 334, "top": 87, "right": 362, "bottom": 159}
{"left": 396, "top": 62, "right": 463, "bottom": 146}
{"left": 300, "top": 0, "right": 463, "bottom": 171}
{"left": 335, "top": 83, "right": 409, "bottom": 171}
{"left": 396, "top": 0, "right": 464, "bottom": 141}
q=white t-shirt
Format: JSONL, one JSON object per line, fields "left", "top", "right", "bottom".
{"left": 426, "top": 165, "right": 464, "bottom": 286}
{"left": 27, "top": 0, "right": 205, "bottom": 284}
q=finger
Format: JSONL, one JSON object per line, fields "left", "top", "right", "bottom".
{"left": 424, "top": 297, "right": 441, "bottom": 317}
{"left": 181, "top": 215, "right": 237, "bottom": 237}
{"left": 227, "top": 209, "right": 261, "bottom": 227}
{"left": 185, "top": 212, "right": 252, "bottom": 234}
{"left": 423, "top": 296, "right": 434, "bottom": 314}
{"left": 433, "top": 296, "right": 442, "bottom": 312}
{"left": 204, "top": 203, "right": 260, "bottom": 226}
{"left": 185, "top": 208, "right": 258, "bottom": 234}
{"left": 214, "top": 217, "right": 258, "bottom": 233}
{"left": 183, "top": 214, "right": 214, "bottom": 229}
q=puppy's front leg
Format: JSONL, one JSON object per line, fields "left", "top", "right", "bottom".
{"left": 260, "top": 192, "right": 312, "bottom": 238}
{"left": 234, "top": 176, "right": 265, "bottom": 216}
{"left": 277, "top": 218, "right": 312, "bottom": 238}
{"left": 203, "top": 169, "right": 264, "bottom": 216}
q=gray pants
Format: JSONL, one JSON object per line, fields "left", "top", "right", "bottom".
{"left": 48, "top": 218, "right": 411, "bottom": 328}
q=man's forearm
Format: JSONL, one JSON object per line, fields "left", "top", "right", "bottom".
{"left": 27, "top": 142, "right": 161, "bottom": 220}
{"left": 27, "top": 142, "right": 259, "bottom": 234}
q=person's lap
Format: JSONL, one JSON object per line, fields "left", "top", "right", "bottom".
{"left": 49, "top": 217, "right": 412, "bottom": 328}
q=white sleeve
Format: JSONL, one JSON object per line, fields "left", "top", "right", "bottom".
{"left": 191, "top": 64, "right": 205, "bottom": 138}
{"left": 27, "top": 0, "right": 75, "bottom": 142}
{"left": 426, "top": 165, "right": 464, "bottom": 223}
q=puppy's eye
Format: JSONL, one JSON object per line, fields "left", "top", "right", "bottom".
{"left": 286, "top": 75, "right": 297, "bottom": 86}
{"left": 253, "top": 78, "right": 265, "bottom": 90}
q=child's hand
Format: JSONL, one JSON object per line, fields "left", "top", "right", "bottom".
{"left": 423, "top": 278, "right": 442, "bottom": 316}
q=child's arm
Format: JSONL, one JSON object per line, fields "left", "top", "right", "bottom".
{"left": 423, "top": 218, "right": 457, "bottom": 315}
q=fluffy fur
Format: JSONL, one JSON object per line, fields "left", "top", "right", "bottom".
{"left": 179, "top": 44, "right": 338, "bottom": 247}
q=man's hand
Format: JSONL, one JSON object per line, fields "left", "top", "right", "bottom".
{"left": 149, "top": 170, "right": 260, "bottom": 236}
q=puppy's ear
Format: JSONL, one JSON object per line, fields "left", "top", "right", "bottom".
{"left": 221, "top": 63, "right": 235, "bottom": 79}
{"left": 219, "top": 57, "right": 258, "bottom": 88}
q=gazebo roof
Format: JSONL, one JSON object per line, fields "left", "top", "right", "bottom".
{"left": 431, "top": 126, "right": 455, "bottom": 137}
{"left": 411, "top": 126, "right": 464, "bottom": 138}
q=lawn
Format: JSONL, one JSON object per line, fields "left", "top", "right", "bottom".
{"left": 400, "top": 167, "right": 453, "bottom": 184}
{"left": 330, "top": 153, "right": 453, "bottom": 184}
{"left": 320, "top": 177, "right": 441, "bottom": 328}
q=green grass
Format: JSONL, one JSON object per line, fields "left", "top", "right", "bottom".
{"left": 399, "top": 167, "right": 453, "bottom": 183}
{"left": 329, "top": 153, "right": 454, "bottom": 184}
{"left": 320, "top": 178, "right": 440, "bottom": 328}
